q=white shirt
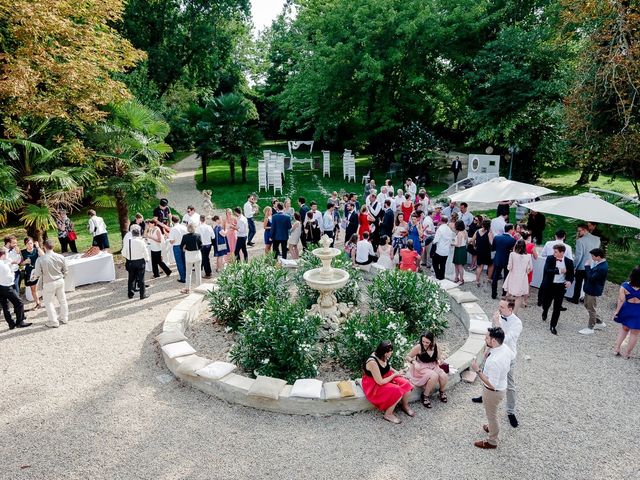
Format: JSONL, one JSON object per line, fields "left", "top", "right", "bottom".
{"left": 311, "top": 210, "right": 323, "bottom": 226}
{"left": 88, "top": 216, "right": 107, "bottom": 236}
{"left": 541, "top": 240, "right": 573, "bottom": 260}
{"left": 406, "top": 182, "right": 417, "bottom": 199}
{"left": 498, "top": 313, "right": 522, "bottom": 355}
{"left": 243, "top": 201, "right": 255, "bottom": 219}
{"left": 490, "top": 216, "right": 506, "bottom": 236}
{"left": 147, "top": 226, "right": 164, "bottom": 252}
{"left": 433, "top": 224, "right": 454, "bottom": 256}
{"left": 236, "top": 215, "right": 248, "bottom": 237}
{"left": 387, "top": 185, "right": 394, "bottom": 196}
{"left": 376, "top": 191, "right": 388, "bottom": 205}
{"left": 355, "top": 240, "right": 375, "bottom": 263}
{"left": 168, "top": 224, "right": 188, "bottom": 245}
{"left": 460, "top": 211, "right": 474, "bottom": 228}
{"left": 322, "top": 211, "right": 334, "bottom": 232}
{"left": 367, "top": 201, "right": 381, "bottom": 218}
{"left": 122, "top": 236, "right": 150, "bottom": 262}
{"left": 553, "top": 257, "right": 567, "bottom": 283}
{"left": 483, "top": 344, "right": 515, "bottom": 391}
{"left": 0, "top": 260, "right": 13, "bottom": 286}
{"left": 182, "top": 212, "right": 200, "bottom": 226}
{"left": 6, "top": 247, "right": 21, "bottom": 273}
{"left": 442, "top": 206, "right": 460, "bottom": 219}
{"left": 422, "top": 215, "right": 435, "bottom": 235}
{"left": 31, "top": 251, "right": 67, "bottom": 283}
{"left": 197, "top": 223, "right": 215, "bottom": 246}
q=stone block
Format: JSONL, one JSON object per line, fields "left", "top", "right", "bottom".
{"left": 461, "top": 370, "right": 477, "bottom": 383}
{"left": 193, "top": 283, "right": 216, "bottom": 294}
{"left": 436, "top": 279, "right": 459, "bottom": 291}
{"left": 163, "top": 309, "right": 188, "bottom": 333}
{"left": 323, "top": 382, "right": 341, "bottom": 400}
{"left": 220, "top": 373, "right": 255, "bottom": 394}
{"left": 446, "top": 350, "right": 475, "bottom": 371}
{"left": 469, "top": 319, "right": 493, "bottom": 334}
{"left": 468, "top": 312, "right": 490, "bottom": 323}
{"left": 462, "top": 302, "right": 485, "bottom": 315}
{"left": 460, "top": 334, "right": 487, "bottom": 357}
{"left": 448, "top": 289, "right": 479, "bottom": 304}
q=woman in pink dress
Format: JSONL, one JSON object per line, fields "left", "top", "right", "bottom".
{"left": 224, "top": 208, "right": 237, "bottom": 260}
{"left": 522, "top": 231, "right": 538, "bottom": 307}
{"left": 406, "top": 331, "right": 449, "bottom": 408}
{"left": 361, "top": 340, "right": 414, "bottom": 424}
{"left": 503, "top": 239, "right": 533, "bottom": 313}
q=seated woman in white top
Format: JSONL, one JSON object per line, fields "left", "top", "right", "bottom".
{"left": 355, "top": 232, "right": 377, "bottom": 265}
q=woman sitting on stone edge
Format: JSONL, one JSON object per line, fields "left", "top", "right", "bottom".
{"left": 361, "top": 340, "right": 414, "bottom": 424}
{"left": 406, "top": 331, "right": 449, "bottom": 408}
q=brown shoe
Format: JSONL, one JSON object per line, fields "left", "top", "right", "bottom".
{"left": 474, "top": 440, "right": 497, "bottom": 449}
{"left": 482, "top": 424, "right": 489, "bottom": 433}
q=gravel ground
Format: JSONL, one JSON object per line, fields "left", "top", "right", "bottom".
{"left": 2, "top": 162, "right": 639, "bottom": 479}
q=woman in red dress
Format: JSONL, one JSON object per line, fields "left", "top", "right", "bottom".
{"left": 361, "top": 340, "right": 414, "bottom": 424}
{"left": 401, "top": 193, "right": 414, "bottom": 224}
{"left": 358, "top": 205, "right": 370, "bottom": 240}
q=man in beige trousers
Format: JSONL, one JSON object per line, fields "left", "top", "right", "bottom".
{"left": 31, "top": 239, "right": 68, "bottom": 328}
{"left": 471, "top": 327, "right": 515, "bottom": 449}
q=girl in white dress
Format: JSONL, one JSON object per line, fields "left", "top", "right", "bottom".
{"left": 288, "top": 213, "right": 302, "bottom": 259}
{"left": 376, "top": 235, "right": 395, "bottom": 269}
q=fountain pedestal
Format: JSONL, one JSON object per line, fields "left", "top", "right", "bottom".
{"left": 302, "top": 235, "right": 350, "bottom": 318}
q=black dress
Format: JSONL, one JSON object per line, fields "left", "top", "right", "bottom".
{"left": 21, "top": 248, "right": 39, "bottom": 287}
{"left": 475, "top": 230, "right": 492, "bottom": 266}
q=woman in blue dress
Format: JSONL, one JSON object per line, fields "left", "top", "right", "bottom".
{"left": 263, "top": 206, "right": 273, "bottom": 255}
{"left": 212, "top": 215, "right": 229, "bottom": 273}
{"left": 407, "top": 213, "right": 423, "bottom": 255}
{"left": 613, "top": 266, "right": 640, "bottom": 359}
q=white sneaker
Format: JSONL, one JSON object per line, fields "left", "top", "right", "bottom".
{"left": 579, "top": 328, "right": 594, "bottom": 335}
{"left": 594, "top": 322, "right": 606, "bottom": 330}
{"left": 44, "top": 322, "right": 59, "bottom": 328}
{"left": 59, "top": 318, "right": 68, "bottom": 324}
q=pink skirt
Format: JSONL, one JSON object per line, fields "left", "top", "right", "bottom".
{"left": 408, "top": 361, "right": 444, "bottom": 387}
{"left": 361, "top": 372, "right": 413, "bottom": 411}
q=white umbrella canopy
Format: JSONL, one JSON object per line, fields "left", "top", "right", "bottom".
{"left": 447, "top": 177, "right": 555, "bottom": 203}
{"left": 524, "top": 192, "right": 640, "bottom": 229}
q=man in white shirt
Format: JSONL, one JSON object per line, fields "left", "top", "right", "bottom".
{"left": 473, "top": 299, "right": 523, "bottom": 428}
{"left": 442, "top": 201, "right": 460, "bottom": 219}
{"left": 234, "top": 207, "right": 249, "bottom": 262}
{"left": 322, "top": 203, "right": 336, "bottom": 247}
{"left": 87, "top": 209, "right": 109, "bottom": 251}
{"left": 420, "top": 211, "right": 436, "bottom": 268}
{"left": 243, "top": 194, "right": 258, "bottom": 246}
{"left": 376, "top": 186, "right": 389, "bottom": 206}
{"left": 197, "top": 215, "right": 215, "bottom": 278}
{"left": 471, "top": 326, "right": 515, "bottom": 449}
{"left": 0, "top": 247, "right": 30, "bottom": 329}
{"left": 432, "top": 217, "right": 454, "bottom": 280}
{"left": 355, "top": 232, "right": 377, "bottom": 265}
{"left": 122, "top": 225, "right": 150, "bottom": 300}
{"left": 459, "top": 202, "right": 474, "bottom": 228}
{"left": 309, "top": 201, "right": 323, "bottom": 227}
{"left": 540, "top": 229, "right": 573, "bottom": 260}
{"left": 182, "top": 205, "right": 200, "bottom": 227}
{"left": 405, "top": 178, "right": 417, "bottom": 201}
{"left": 392, "top": 189, "right": 404, "bottom": 212}
{"left": 168, "top": 215, "right": 188, "bottom": 283}
{"left": 490, "top": 213, "right": 508, "bottom": 236}
{"left": 31, "top": 239, "right": 69, "bottom": 327}
{"left": 3, "top": 235, "right": 22, "bottom": 292}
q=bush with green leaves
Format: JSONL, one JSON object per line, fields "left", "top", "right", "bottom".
{"left": 230, "top": 297, "right": 323, "bottom": 383}
{"left": 333, "top": 310, "right": 410, "bottom": 374}
{"left": 367, "top": 269, "right": 450, "bottom": 336}
{"left": 208, "top": 256, "right": 289, "bottom": 330}
{"left": 291, "top": 249, "right": 362, "bottom": 307}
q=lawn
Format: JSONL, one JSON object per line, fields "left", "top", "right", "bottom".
{"left": 195, "top": 142, "right": 448, "bottom": 217}
{"left": 538, "top": 167, "right": 638, "bottom": 197}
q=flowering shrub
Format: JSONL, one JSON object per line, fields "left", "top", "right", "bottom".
{"left": 333, "top": 311, "right": 409, "bottom": 374}
{"left": 230, "top": 297, "right": 323, "bottom": 383}
{"left": 291, "top": 249, "right": 362, "bottom": 307}
{"left": 367, "top": 269, "right": 450, "bottom": 336}
{"left": 208, "top": 256, "right": 289, "bottom": 330}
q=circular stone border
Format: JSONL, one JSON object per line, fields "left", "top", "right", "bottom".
{"left": 158, "top": 278, "right": 492, "bottom": 415}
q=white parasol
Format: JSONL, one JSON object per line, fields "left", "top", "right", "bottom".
{"left": 524, "top": 192, "right": 640, "bottom": 229}
{"left": 447, "top": 177, "right": 555, "bottom": 203}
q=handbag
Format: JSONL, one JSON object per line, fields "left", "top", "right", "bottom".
{"left": 439, "top": 362, "right": 450, "bottom": 374}
{"left": 68, "top": 230, "right": 77, "bottom": 241}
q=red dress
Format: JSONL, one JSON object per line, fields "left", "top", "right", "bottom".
{"left": 358, "top": 213, "right": 370, "bottom": 240}
{"left": 361, "top": 356, "right": 413, "bottom": 411}
{"left": 525, "top": 242, "right": 535, "bottom": 283}
{"left": 401, "top": 202, "right": 414, "bottom": 222}
{"left": 399, "top": 248, "right": 419, "bottom": 271}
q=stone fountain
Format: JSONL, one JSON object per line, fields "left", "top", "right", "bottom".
{"left": 303, "top": 234, "right": 350, "bottom": 319}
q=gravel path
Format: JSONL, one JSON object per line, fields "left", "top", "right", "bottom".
{"left": 2, "top": 162, "right": 639, "bottom": 479}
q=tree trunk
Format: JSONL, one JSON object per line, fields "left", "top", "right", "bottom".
{"left": 229, "top": 157, "right": 236, "bottom": 184}
{"left": 576, "top": 166, "right": 590, "bottom": 185}
{"left": 26, "top": 225, "right": 44, "bottom": 245}
{"left": 240, "top": 154, "right": 248, "bottom": 183}
{"left": 590, "top": 171, "right": 600, "bottom": 181}
{"left": 115, "top": 191, "right": 130, "bottom": 240}
{"left": 201, "top": 154, "right": 208, "bottom": 184}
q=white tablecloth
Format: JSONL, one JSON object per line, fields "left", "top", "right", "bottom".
{"left": 64, "top": 252, "right": 116, "bottom": 292}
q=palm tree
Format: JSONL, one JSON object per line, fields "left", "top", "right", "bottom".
{"left": 0, "top": 122, "right": 93, "bottom": 243}
{"left": 90, "top": 101, "right": 174, "bottom": 238}
{"left": 191, "top": 93, "right": 262, "bottom": 184}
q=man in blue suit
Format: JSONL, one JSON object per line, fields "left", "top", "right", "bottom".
{"left": 344, "top": 201, "right": 359, "bottom": 242}
{"left": 271, "top": 203, "right": 292, "bottom": 259}
{"left": 380, "top": 199, "right": 395, "bottom": 239}
{"left": 491, "top": 224, "right": 517, "bottom": 299}
{"left": 578, "top": 248, "right": 608, "bottom": 335}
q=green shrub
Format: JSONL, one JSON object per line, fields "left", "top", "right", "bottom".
{"left": 291, "top": 249, "right": 362, "bottom": 307}
{"left": 208, "top": 256, "right": 289, "bottom": 330}
{"left": 334, "top": 311, "right": 410, "bottom": 374}
{"left": 230, "top": 297, "right": 323, "bottom": 383}
{"left": 367, "top": 269, "right": 450, "bottom": 336}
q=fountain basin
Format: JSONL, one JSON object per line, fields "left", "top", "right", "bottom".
{"left": 303, "top": 268, "right": 350, "bottom": 290}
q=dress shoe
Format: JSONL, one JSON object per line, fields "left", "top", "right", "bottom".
{"left": 140, "top": 294, "right": 149, "bottom": 300}
{"left": 474, "top": 440, "right": 497, "bottom": 449}
{"left": 153, "top": 274, "right": 161, "bottom": 278}
{"left": 177, "top": 279, "right": 186, "bottom": 284}
{"left": 542, "top": 312, "right": 547, "bottom": 322}
{"left": 16, "top": 322, "right": 33, "bottom": 328}
{"left": 8, "top": 323, "right": 16, "bottom": 330}
{"left": 560, "top": 306, "right": 567, "bottom": 311}
{"left": 472, "top": 396, "right": 483, "bottom": 404}
{"left": 248, "top": 242, "right": 255, "bottom": 247}
{"left": 166, "top": 271, "right": 172, "bottom": 277}
{"left": 508, "top": 414, "right": 519, "bottom": 428}
{"left": 128, "top": 293, "right": 134, "bottom": 299}
{"left": 550, "top": 327, "right": 558, "bottom": 335}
